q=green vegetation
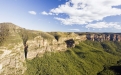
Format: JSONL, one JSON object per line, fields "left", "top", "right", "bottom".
{"left": 1, "top": 23, "right": 121, "bottom": 75}
{"left": 0, "top": 23, "right": 10, "bottom": 46}
{"left": 39, "top": 31, "right": 54, "bottom": 41}
{"left": 0, "top": 23, "right": 23, "bottom": 46}
{"left": 24, "top": 40, "right": 121, "bottom": 75}
{"left": 49, "top": 32, "right": 78, "bottom": 41}
{"left": 0, "top": 23, "right": 54, "bottom": 46}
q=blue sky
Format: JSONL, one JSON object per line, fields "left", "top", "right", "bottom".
{"left": 0, "top": 0, "right": 121, "bottom": 32}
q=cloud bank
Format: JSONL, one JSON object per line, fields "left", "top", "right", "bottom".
{"left": 86, "top": 22, "right": 121, "bottom": 29}
{"left": 42, "top": 0, "right": 121, "bottom": 29}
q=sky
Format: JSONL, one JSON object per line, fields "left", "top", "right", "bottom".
{"left": 0, "top": 0, "right": 121, "bottom": 32}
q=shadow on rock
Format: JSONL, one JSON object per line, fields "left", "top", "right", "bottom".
{"left": 110, "top": 65, "right": 121, "bottom": 75}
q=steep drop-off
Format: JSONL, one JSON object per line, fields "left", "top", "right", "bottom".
{"left": 24, "top": 41, "right": 121, "bottom": 75}
{"left": 0, "top": 23, "right": 121, "bottom": 75}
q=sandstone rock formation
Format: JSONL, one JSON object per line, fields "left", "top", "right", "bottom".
{"left": 83, "top": 33, "right": 121, "bottom": 42}
{"left": 0, "top": 23, "right": 121, "bottom": 75}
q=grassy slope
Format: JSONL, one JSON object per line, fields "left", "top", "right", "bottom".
{"left": 24, "top": 40, "right": 121, "bottom": 75}
{"left": 0, "top": 23, "right": 55, "bottom": 45}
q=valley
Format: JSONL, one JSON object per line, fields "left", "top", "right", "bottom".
{"left": 0, "top": 23, "right": 121, "bottom": 75}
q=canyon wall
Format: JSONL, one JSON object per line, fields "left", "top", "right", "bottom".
{"left": 0, "top": 23, "right": 121, "bottom": 75}
{"left": 84, "top": 33, "right": 121, "bottom": 42}
{"left": 26, "top": 33, "right": 87, "bottom": 59}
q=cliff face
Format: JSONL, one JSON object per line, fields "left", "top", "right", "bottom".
{"left": 0, "top": 23, "right": 121, "bottom": 75}
{"left": 27, "top": 33, "right": 121, "bottom": 60}
{"left": 0, "top": 23, "right": 87, "bottom": 75}
{"left": 85, "top": 33, "right": 121, "bottom": 42}
{"left": 0, "top": 23, "right": 26, "bottom": 75}
{"left": 26, "top": 33, "right": 87, "bottom": 59}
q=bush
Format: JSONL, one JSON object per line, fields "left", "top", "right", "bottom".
{"left": 24, "top": 41, "right": 121, "bottom": 75}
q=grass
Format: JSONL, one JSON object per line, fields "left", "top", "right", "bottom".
{"left": 0, "top": 50, "right": 4, "bottom": 54}
{"left": 0, "top": 23, "right": 55, "bottom": 47}
{"left": 24, "top": 41, "right": 121, "bottom": 75}
{"left": 49, "top": 32, "right": 79, "bottom": 41}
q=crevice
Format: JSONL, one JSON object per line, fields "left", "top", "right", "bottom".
{"left": 24, "top": 44, "right": 28, "bottom": 59}
{"left": 54, "top": 35, "right": 59, "bottom": 41}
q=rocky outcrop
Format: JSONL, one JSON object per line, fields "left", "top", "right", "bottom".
{"left": 26, "top": 36, "right": 66, "bottom": 59}
{"left": 26, "top": 34, "right": 87, "bottom": 59}
{"left": 1, "top": 23, "right": 121, "bottom": 75}
{"left": 0, "top": 43, "right": 26, "bottom": 75}
{"left": 0, "top": 23, "right": 26, "bottom": 75}
{"left": 80, "top": 33, "right": 121, "bottom": 42}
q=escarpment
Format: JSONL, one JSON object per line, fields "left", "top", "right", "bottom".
{"left": 0, "top": 23, "right": 87, "bottom": 75}
{"left": 83, "top": 33, "right": 121, "bottom": 42}
{"left": 0, "top": 23, "right": 121, "bottom": 75}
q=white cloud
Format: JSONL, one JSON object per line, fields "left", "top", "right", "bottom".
{"left": 86, "top": 22, "right": 121, "bottom": 29}
{"left": 42, "top": 0, "right": 121, "bottom": 25}
{"left": 69, "top": 29, "right": 80, "bottom": 31}
{"left": 41, "top": 11, "right": 49, "bottom": 15}
{"left": 41, "top": 11, "right": 53, "bottom": 15}
{"left": 28, "top": 11, "right": 36, "bottom": 15}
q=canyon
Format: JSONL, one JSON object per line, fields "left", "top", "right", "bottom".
{"left": 0, "top": 23, "right": 121, "bottom": 75}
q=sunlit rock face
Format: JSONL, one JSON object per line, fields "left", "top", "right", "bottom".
{"left": 0, "top": 23, "right": 26, "bottom": 75}
{"left": 84, "top": 33, "right": 121, "bottom": 42}
{"left": 116, "top": 34, "right": 121, "bottom": 42}
{"left": 0, "top": 43, "right": 26, "bottom": 75}
{"left": 26, "top": 34, "right": 87, "bottom": 59}
{"left": 0, "top": 23, "right": 87, "bottom": 75}
{"left": 1, "top": 23, "right": 121, "bottom": 75}
{"left": 26, "top": 36, "right": 67, "bottom": 59}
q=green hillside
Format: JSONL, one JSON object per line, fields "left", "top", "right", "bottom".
{"left": 0, "top": 23, "right": 55, "bottom": 47}
{"left": 1, "top": 23, "right": 121, "bottom": 75}
{"left": 24, "top": 40, "right": 121, "bottom": 75}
